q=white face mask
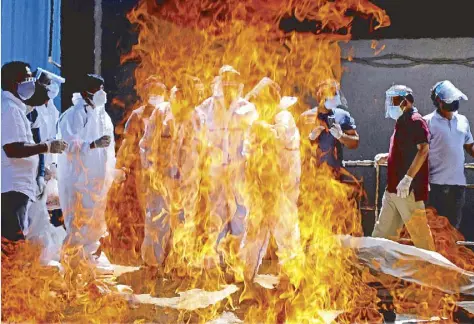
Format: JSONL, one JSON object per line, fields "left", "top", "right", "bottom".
{"left": 148, "top": 95, "right": 164, "bottom": 107}
{"left": 387, "top": 105, "right": 403, "bottom": 120}
{"left": 91, "top": 89, "right": 107, "bottom": 107}
{"left": 324, "top": 93, "right": 342, "bottom": 109}
{"left": 47, "top": 83, "right": 60, "bottom": 99}
{"left": 17, "top": 78, "right": 36, "bottom": 100}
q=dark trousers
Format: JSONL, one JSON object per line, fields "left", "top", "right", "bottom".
{"left": 1, "top": 191, "right": 30, "bottom": 242}
{"left": 428, "top": 184, "right": 465, "bottom": 229}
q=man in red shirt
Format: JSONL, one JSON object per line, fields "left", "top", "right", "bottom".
{"left": 372, "top": 85, "right": 435, "bottom": 251}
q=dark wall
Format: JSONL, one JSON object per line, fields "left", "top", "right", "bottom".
{"left": 61, "top": 0, "right": 95, "bottom": 112}
{"left": 101, "top": 0, "right": 138, "bottom": 132}
{"left": 66, "top": 0, "right": 474, "bottom": 239}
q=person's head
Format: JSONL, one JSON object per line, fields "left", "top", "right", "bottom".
{"left": 1, "top": 61, "right": 35, "bottom": 101}
{"left": 430, "top": 80, "right": 468, "bottom": 115}
{"left": 169, "top": 76, "right": 204, "bottom": 121}
{"left": 36, "top": 68, "right": 64, "bottom": 100}
{"left": 144, "top": 76, "right": 167, "bottom": 107}
{"left": 23, "top": 81, "right": 49, "bottom": 108}
{"left": 80, "top": 74, "right": 106, "bottom": 108}
{"left": 246, "top": 77, "right": 281, "bottom": 122}
{"left": 314, "top": 79, "right": 347, "bottom": 112}
{"left": 218, "top": 65, "right": 243, "bottom": 107}
{"left": 385, "top": 85, "right": 414, "bottom": 120}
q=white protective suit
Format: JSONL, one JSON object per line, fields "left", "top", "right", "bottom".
{"left": 139, "top": 101, "right": 200, "bottom": 266}
{"left": 57, "top": 93, "right": 116, "bottom": 262}
{"left": 195, "top": 95, "right": 258, "bottom": 244}
{"left": 240, "top": 95, "right": 302, "bottom": 280}
{"left": 26, "top": 101, "right": 66, "bottom": 264}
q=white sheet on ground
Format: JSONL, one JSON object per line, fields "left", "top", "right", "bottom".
{"left": 134, "top": 285, "right": 239, "bottom": 310}
{"left": 339, "top": 235, "right": 474, "bottom": 296}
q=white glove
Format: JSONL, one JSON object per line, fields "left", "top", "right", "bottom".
{"left": 396, "top": 175, "right": 413, "bottom": 199}
{"left": 374, "top": 153, "right": 389, "bottom": 167}
{"left": 37, "top": 176, "right": 46, "bottom": 197}
{"left": 309, "top": 126, "right": 325, "bottom": 141}
{"left": 113, "top": 168, "right": 127, "bottom": 183}
{"left": 329, "top": 123, "right": 343, "bottom": 140}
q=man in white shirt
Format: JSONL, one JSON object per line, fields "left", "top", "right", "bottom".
{"left": 1, "top": 61, "right": 67, "bottom": 246}
{"left": 424, "top": 80, "right": 474, "bottom": 229}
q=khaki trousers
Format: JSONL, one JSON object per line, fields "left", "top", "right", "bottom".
{"left": 372, "top": 191, "right": 435, "bottom": 251}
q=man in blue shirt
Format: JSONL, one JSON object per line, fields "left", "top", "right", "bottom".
{"left": 300, "top": 79, "right": 359, "bottom": 176}
{"left": 424, "top": 80, "right": 473, "bottom": 229}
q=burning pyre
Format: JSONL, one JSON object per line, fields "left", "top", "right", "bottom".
{"left": 3, "top": 1, "right": 474, "bottom": 323}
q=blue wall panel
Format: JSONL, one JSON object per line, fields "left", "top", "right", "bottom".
{"left": 2, "top": 0, "right": 62, "bottom": 108}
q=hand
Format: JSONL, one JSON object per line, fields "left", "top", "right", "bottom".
{"left": 302, "top": 110, "right": 317, "bottom": 125}
{"left": 374, "top": 153, "right": 389, "bottom": 166}
{"left": 49, "top": 140, "right": 68, "bottom": 154}
{"left": 396, "top": 175, "right": 413, "bottom": 199}
{"left": 94, "top": 135, "right": 111, "bottom": 148}
{"left": 44, "top": 167, "right": 53, "bottom": 181}
{"left": 37, "top": 176, "right": 46, "bottom": 197}
{"left": 309, "top": 126, "right": 325, "bottom": 141}
{"left": 113, "top": 168, "right": 127, "bottom": 183}
{"left": 329, "top": 123, "right": 343, "bottom": 140}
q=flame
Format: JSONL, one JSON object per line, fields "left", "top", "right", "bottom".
{"left": 112, "top": 0, "right": 390, "bottom": 322}
{"left": 13, "top": 0, "right": 473, "bottom": 322}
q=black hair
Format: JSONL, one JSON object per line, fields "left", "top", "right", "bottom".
{"left": 405, "top": 93, "right": 414, "bottom": 104}
{"left": 430, "top": 88, "right": 440, "bottom": 108}
{"left": 1, "top": 61, "right": 31, "bottom": 90}
{"left": 81, "top": 74, "right": 104, "bottom": 93}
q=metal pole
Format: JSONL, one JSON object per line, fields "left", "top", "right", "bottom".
{"left": 94, "top": 0, "right": 102, "bottom": 75}
{"left": 375, "top": 163, "right": 380, "bottom": 221}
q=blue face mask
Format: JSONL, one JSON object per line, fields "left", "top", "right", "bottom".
{"left": 17, "top": 78, "right": 36, "bottom": 100}
{"left": 387, "top": 105, "right": 403, "bottom": 120}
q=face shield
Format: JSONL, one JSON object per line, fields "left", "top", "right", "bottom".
{"left": 433, "top": 80, "right": 468, "bottom": 104}
{"left": 385, "top": 85, "right": 412, "bottom": 120}
{"left": 217, "top": 65, "right": 243, "bottom": 105}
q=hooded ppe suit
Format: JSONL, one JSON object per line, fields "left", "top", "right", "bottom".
{"left": 240, "top": 82, "right": 301, "bottom": 281}
{"left": 106, "top": 104, "right": 156, "bottom": 256}
{"left": 26, "top": 101, "right": 66, "bottom": 264}
{"left": 194, "top": 95, "right": 258, "bottom": 245}
{"left": 140, "top": 101, "right": 201, "bottom": 266}
{"left": 57, "top": 93, "right": 116, "bottom": 263}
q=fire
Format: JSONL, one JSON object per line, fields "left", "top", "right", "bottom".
{"left": 114, "top": 0, "right": 390, "bottom": 322}
{"left": 7, "top": 0, "right": 471, "bottom": 322}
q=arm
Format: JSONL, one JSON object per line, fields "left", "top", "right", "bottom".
{"left": 406, "top": 142, "right": 429, "bottom": 178}
{"left": 464, "top": 143, "right": 474, "bottom": 157}
{"left": 463, "top": 121, "right": 474, "bottom": 157}
{"left": 116, "top": 112, "right": 139, "bottom": 170}
{"left": 338, "top": 129, "right": 359, "bottom": 149}
{"left": 2, "top": 107, "right": 49, "bottom": 158}
{"left": 58, "top": 109, "right": 95, "bottom": 153}
{"left": 3, "top": 142, "right": 48, "bottom": 158}
{"left": 274, "top": 110, "right": 299, "bottom": 148}
{"left": 336, "top": 111, "right": 359, "bottom": 149}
